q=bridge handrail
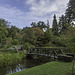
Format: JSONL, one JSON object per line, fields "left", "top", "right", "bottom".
{"left": 26, "top": 47, "right": 66, "bottom": 56}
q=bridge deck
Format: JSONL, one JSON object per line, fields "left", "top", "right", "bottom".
{"left": 26, "top": 53, "right": 58, "bottom": 59}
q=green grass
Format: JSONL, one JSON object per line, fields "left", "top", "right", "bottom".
{"left": 7, "top": 61, "right": 72, "bottom": 75}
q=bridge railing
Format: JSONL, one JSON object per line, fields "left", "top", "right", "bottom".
{"left": 26, "top": 47, "right": 66, "bottom": 57}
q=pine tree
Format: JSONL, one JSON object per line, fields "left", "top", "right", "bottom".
{"left": 65, "top": 0, "right": 75, "bottom": 24}
{"left": 52, "top": 14, "right": 58, "bottom": 35}
{"left": 66, "top": 1, "right": 75, "bottom": 73}
{"left": 59, "top": 15, "right": 69, "bottom": 34}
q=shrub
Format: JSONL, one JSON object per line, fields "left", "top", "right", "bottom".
{"left": 12, "top": 39, "right": 19, "bottom": 45}
{"left": 0, "top": 51, "right": 25, "bottom": 67}
{"left": 23, "top": 43, "right": 35, "bottom": 50}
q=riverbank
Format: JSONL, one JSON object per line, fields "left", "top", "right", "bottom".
{"left": 0, "top": 51, "right": 25, "bottom": 67}
{"left": 7, "top": 61, "right": 72, "bottom": 75}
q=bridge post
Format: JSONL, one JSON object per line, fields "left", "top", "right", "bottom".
{"left": 54, "top": 52, "right": 56, "bottom": 61}
{"left": 30, "top": 49, "right": 31, "bottom": 53}
{"left": 60, "top": 49, "right": 64, "bottom": 55}
{"left": 53, "top": 50, "right": 57, "bottom": 61}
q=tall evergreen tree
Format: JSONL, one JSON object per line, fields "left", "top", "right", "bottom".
{"left": 65, "top": 0, "right": 75, "bottom": 24}
{"left": 59, "top": 15, "right": 69, "bottom": 34}
{"left": 52, "top": 14, "right": 58, "bottom": 35}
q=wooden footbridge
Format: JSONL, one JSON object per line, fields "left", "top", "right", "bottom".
{"left": 26, "top": 47, "right": 65, "bottom": 60}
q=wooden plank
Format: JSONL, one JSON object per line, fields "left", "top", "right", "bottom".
{"left": 26, "top": 53, "right": 58, "bottom": 59}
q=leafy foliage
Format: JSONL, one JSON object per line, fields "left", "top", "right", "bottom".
{"left": 22, "top": 27, "right": 36, "bottom": 44}
{"left": 33, "top": 27, "right": 44, "bottom": 46}
{"left": 44, "top": 28, "right": 53, "bottom": 44}
{"left": 31, "top": 21, "right": 47, "bottom": 30}
{"left": 0, "top": 51, "right": 25, "bottom": 66}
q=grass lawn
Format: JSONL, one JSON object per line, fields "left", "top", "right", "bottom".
{"left": 7, "top": 61, "right": 72, "bottom": 75}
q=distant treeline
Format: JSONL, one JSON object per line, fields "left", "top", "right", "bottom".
{"left": 0, "top": 0, "right": 75, "bottom": 52}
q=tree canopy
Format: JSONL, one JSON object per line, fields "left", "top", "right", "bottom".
{"left": 65, "top": 0, "right": 75, "bottom": 24}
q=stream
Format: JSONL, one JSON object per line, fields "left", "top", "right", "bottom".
{"left": 0, "top": 56, "right": 52, "bottom": 75}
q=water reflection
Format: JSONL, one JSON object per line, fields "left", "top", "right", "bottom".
{"left": 7, "top": 64, "right": 27, "bottom": 74}
{"left": 0, "top": 56, "right": 52, "bottom": 75}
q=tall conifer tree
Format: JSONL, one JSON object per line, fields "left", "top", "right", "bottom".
{"left": 52, "top": 14, "right": 58, "bottom": 35}
{"left": 65, "top": 0, "right": 75, "bottom": 24}
{"left": 59, "top": 15, "right": 69, "bottom": 34}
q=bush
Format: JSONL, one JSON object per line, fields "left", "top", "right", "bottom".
{"left": 12, "top": 39, "right": 19, "bottom": 45}
{"left": 23, "top": 43, "right": 35, "bottom": 50}
{"left": 0, "top": 51, "right": 25, "bottom": 67}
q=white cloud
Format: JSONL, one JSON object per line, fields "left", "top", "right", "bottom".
{"left": 25, "top": 0, "right": 69, "bottom": 27}
{"left": 0, "top": 5, "right": 37, "bottom": 28}
{"left": 0, "top": 0, "right": 69, "bottom": 28}
{"left": 0, "top": 6, "right": 24, "bottom": 28}
{"left": 26, "top": 0, "right": 69, "bottom": 17}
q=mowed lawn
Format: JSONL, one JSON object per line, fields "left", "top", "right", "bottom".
{"left": 7, "top": 61, "right": 72, "bottom": 75}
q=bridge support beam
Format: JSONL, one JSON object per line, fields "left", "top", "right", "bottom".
{"left": 26, "top": 54, "right": 33, "bottom": 59}
{"left": 26, "top": 48, "right": 65, "bottom": 60}
{"left": 54, "top": 52, "right": 56, "bottom": 61}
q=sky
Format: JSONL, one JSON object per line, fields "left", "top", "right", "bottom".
{"left": 0, "top": 0, "right": 69, "bottom": 29}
